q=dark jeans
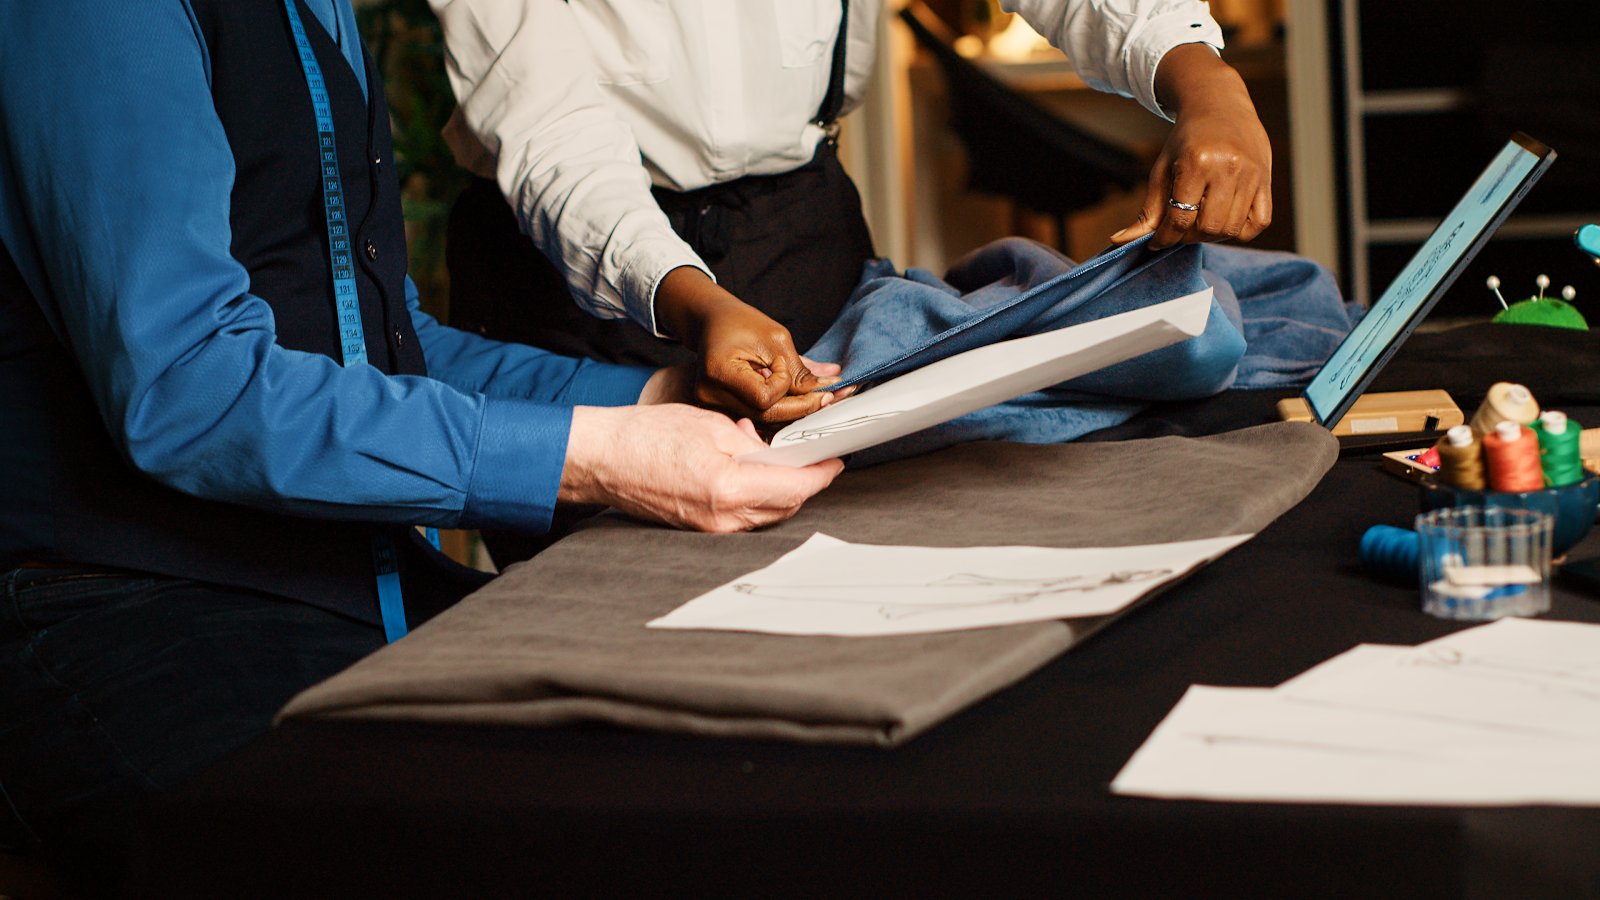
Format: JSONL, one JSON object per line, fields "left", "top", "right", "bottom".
{"left": 0, "top": 567, "right": 383, "bottom": 889}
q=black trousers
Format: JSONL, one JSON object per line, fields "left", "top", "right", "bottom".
{"left": 0, "top": 568, "right": 386, "bottom": 893}
{"left": 445, "top": 143, "right": 877, "bottom": 367}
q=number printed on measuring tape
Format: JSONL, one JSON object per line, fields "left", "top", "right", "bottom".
{"left": 282, "top": 0, "right": 408, "bottom": 641}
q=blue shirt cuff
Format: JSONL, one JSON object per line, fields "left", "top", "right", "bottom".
{"left": 460, "top": 399, "right": 573, "bottom": 534}
{"left": 561, "top": 359, "right": 655, "bottom": 407}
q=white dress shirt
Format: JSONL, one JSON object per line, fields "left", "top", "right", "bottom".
{"left": 431, "top": 0, "right": 1224, "bottom": 334}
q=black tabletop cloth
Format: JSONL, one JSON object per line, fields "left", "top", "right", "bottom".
{"left": 128, "top": 402, "right": 1600, "bottom": 900}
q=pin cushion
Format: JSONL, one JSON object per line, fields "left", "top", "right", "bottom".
{"left": 1491, "top": 298, "right": 1588, "bottom": 330}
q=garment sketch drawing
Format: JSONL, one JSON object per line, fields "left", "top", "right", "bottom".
{"left": 774, "top": 410, "right": 904, "bottom": 443}
{"left": 732, "top": 569, "right": 1172, "bottom": 620}
{"left": 1402, "top": 646, "right": 1600, "bottom": 701}
{"left": 1330, "top": 221, "right": 1465, "bottom": 391}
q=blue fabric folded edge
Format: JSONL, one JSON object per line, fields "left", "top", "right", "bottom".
{"left": 820, "top": 234, "right": 1181, "bottom": 392}
{"left": 799, "top": 234, "right": 1357, "bottom": 467}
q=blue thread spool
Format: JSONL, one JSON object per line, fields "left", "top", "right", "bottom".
{"left": 1360, "top": 524, "right": 1420, "bottom": 585}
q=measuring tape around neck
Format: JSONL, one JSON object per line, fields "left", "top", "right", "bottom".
{"left": 282, "top": 0, "right": 407, "bottom": 643}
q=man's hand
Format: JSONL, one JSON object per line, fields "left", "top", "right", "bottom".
{"left": 560, "top": 403, "right": 843, "bottom": 532}
{"left": 652, "top": 266, "right": 843, "bottom": 424}
{"left": 1110, "top": 43, "right": 1272, "bottom": 250}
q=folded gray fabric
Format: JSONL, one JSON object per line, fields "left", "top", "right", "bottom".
{"left": 281, "top": 423, "right": 1339, "bottom": 746}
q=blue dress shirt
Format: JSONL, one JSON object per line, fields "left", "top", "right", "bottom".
{"left": 0, "top": 0, "right": 653, "bottom": 542}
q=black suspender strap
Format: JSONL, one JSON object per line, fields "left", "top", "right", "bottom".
{"left": 813, "top": 0, "right": 850, "bottom": 140}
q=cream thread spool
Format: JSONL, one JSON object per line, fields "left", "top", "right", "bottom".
{"left": 1469, "top": 382, "right": 1540, "bottom": 439}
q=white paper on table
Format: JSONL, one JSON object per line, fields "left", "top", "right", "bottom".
{"left": 1273, "top": 643, "right": 1411, "bottom": 691}
{"left": 1110, "top": 685, "right": 1600, "bottom": 806}
{"left": 1276, "top": 618, "right": 1600, "bottom": 740}
{"left": 646, "top": 531, "right": 1252, "bottom": 636}
{"left": 740, "top": 288, "right": 1213, "bottom": 468}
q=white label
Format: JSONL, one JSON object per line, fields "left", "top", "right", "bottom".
{"left": 1445, "top": 564, "right": 1542, "bottom": 587}
{"left": 1349, "top": 416, "right": 1400, "bottom": 434}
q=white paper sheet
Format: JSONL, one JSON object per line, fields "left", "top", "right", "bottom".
{"left": 739, "top": 288, "right": 1213, "bottom": 468}
{"left": 1277, "top": 618, "right": 1600, "bottom": 740}
{"left": 1110, "top": 686, "right": 1600, "bottom": 806}
{"left": 646, "top": 531, "right": 1252, "bottom": 636}
{"left": 1111, "top": 619, "right": 1600, "bottom": 806}
{"left": 1273, "top": 643, "right": 1411, "bottom": 692}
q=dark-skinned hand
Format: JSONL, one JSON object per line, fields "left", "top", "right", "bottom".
{"left": 1110, "top": 43, "right": 1272, "bottom": 250}
{"left": 651, "top": 265, "right": 847, "bottom": 424}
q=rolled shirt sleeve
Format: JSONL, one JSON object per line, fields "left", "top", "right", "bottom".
{"left": 431, "top": 0, "right": 708, "bottom": 335}
{"left": 1007, "top": 0, "right": 1225, "bottom": 121}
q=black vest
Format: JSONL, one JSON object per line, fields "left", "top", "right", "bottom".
{"left": 0, "top": 0, "right": 484, "bottom": 623}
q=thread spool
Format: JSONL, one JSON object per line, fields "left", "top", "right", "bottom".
{"left": 1469, "top": 382, "right": 1540, "bottom": 438}
{"left": 1434, "top": 424, "right": 1487, "bottom": 489}
{"left": 1534, "top": 410, "right": 1585, "bottom": 487}
{"left": 1360, "top": 525, "right": 1419, "bottom": 585}
{"left": 1483, "top": 420, "right": 1544, "bottom": 492}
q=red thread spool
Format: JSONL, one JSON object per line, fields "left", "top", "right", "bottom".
{"left": 1482, "top": 420, "right": 1544, "bottom": 492}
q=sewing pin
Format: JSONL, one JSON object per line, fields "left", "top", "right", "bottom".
{"left": 1487, "top": 275, "right": 1508, "bottom": 310}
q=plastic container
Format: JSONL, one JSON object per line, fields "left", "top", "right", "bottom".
{"left": 1415, "top": 507, "right": 1553, "bottom": 620}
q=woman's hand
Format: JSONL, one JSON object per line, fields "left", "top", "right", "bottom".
{"left": 1110, "top": 43, "right": 1272, "bottom": 250}
{"left": 651, "top": 266, "right": 844, "bottom": 424}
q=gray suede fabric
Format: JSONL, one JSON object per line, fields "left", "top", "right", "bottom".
{"left": 280, "top": 422, "right": 1338, "bottom": 746}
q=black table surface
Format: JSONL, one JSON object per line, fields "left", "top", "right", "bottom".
{"left": 130, "top": 398, "right": 1600, "bottom": 900}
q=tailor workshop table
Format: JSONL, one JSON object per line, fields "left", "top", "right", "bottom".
{"left": 128, "top": 391, "right": 1600, "bottom": 900}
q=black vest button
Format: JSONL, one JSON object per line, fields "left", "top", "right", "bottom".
{"left": 365, "top": 240, "right": 378, "bottom": 261}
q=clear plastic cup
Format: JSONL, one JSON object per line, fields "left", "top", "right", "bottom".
{"left": 1414, "top": 506, "right": 1553, "bottom": 620}
{"left": 1414, "top": 506, "right": 1548, "bottom": 614}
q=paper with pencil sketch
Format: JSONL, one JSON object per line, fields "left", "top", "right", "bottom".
{"left": 738, "top": 288, "right": 1214, "bottom": 468}
{"left": 1110, "top": 619, "right": 1600, "bottom": 805}
{"left": 646, "top": 531, "right": 1253, "bottom": 637}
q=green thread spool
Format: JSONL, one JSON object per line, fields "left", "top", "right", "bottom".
{"left": 1534, "top": 410, "right": 1585, "bottom": 487}
{"left": 1435, "top": 424, "right": 1487, "bottom": 489}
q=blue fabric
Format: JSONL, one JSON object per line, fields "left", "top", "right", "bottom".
{"left": 805, "top": 236, "right": 1355, "bottom": 466}
{"left": 0, "top": 0, "right": 652, "bottom": 550}
{"left": 1202, "top": 243, "right": 1361, "bottom": 388}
